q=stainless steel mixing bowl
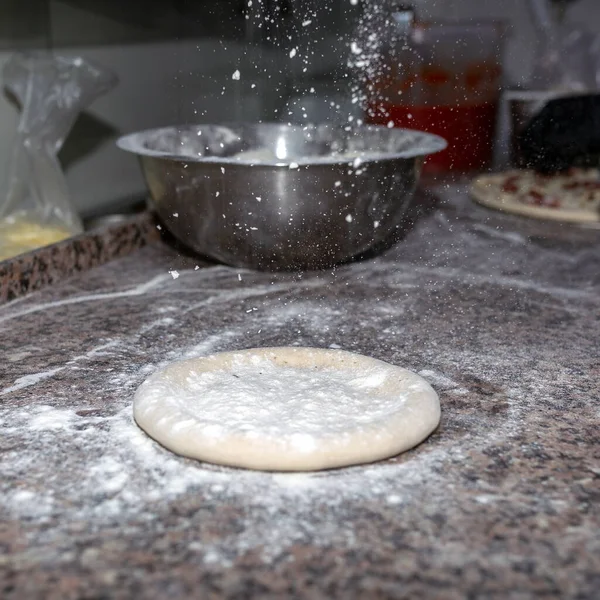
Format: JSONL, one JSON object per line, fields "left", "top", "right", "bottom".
{"left": 117, "top": 123, "right": 446, "bottom": 270}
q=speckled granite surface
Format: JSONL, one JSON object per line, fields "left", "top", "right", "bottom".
{"left": 0, "top": 212, "right": 159, "bottom": 304}
{"left": 1, "top": 186, "right": 599, "bottom": 599}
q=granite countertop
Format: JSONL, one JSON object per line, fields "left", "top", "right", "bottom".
{"left": 1, "top": 186, "right": 599, "bottom": 599}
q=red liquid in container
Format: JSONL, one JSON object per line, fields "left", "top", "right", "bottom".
{"left": 367, "top": 101, "right": 498, "bottom": 173}
{"left": 365, "top": 20, "right": 504, "bottom": 173}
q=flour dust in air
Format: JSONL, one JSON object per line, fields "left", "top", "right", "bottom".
{"left": 133, "top": 347, "right": 440, "bottom": 471}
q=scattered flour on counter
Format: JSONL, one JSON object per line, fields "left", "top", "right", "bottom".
{"left": 1, "top": 341, "right": 124, "bottom": 397}
{"left": 7, "top": 350, "right": 34, "bottom": 362}
{"left": 177, "top": 281, "right": 317, "bottom": 318}
{"left": 2, "top": 237, "right": 585, "bottom": 566}
{"left": 471, "top": 223, "right": 528, "bottom": 245}
{"left": 179, "top": 331, "right": 240, "bottom": 361}
{"left": 418, "top": 370, "right": 470, "bottom": 395}
{"left": 66, "top": 341, "right": 123, "bottom": 364}
{"left": 87, "top": 456, "right": 130, "bottom": 495}
{"left": 267, "top": 301, "right": 344, "bottom": 322}
{"left": 0, "top": 327, "right": 564, "bottom": 568}
{"left": 0, "top": 274, "right": 173, "bottom": 326}
{"left": 8, "top": 489, "right": 55, "bottom": 519}
{"left": 139, "top": 317, "right": 177, "bottom": 334}
{"left": 0, "top": 368, "right": 64, "bottom": 396}
{"left": 0, "top": 264, "right": 258, "bottom": 329}
{"left": 1, "top": 397, "right": 452, "bottom": 562}
{"left": 0, "top": 337, "right": 529, "bottom": 566}
{"left": 28, "top": 406, "right": 78, "bottom": 431}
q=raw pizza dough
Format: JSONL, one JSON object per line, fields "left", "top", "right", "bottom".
{"left": 471, "top": 169, "right": 600, "bottom": 224}
{"left": 133, "top": 347, "right": 440, "bottom": 471}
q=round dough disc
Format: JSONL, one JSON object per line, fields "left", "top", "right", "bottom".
{"left": 133, "top": 347, "right": 440, "bottom": 471}
{"left": 470, "top": 173, "right": 600, "bottom": 225}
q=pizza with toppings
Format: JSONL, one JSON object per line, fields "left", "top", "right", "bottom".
{"left": 470, "top": 168, "right": 600, "bottom": 224}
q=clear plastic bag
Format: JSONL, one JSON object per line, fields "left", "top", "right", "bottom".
{"left": 531, "top": 25, "right": 600, "bottom": 91}
{"left": 0, "top": 52, "right": 117, "bottom": 261}
{"left": 528, "top": 0, "right": 600, "bottom": 91}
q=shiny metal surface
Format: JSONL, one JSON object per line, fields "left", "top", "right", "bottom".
{"left": 117, "top": 123, "right": 446, "bottom": 270}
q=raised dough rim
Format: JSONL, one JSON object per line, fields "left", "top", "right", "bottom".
{"left": 133, "top": 346, "right": 441, "bottom": 472}
{"left": 470, "top": 174, "right": 600, "bottom": 224}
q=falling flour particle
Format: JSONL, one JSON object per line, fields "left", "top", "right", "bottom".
{"left": 232, "top": 70, "right": 241, "bottom": 80}
{"left": 169, "top": 270, "right": 180, "bottom": 280}
{"left": 346, "top": 214, "right": 353, "bottom": 223}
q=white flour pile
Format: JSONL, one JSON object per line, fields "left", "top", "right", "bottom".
{"left": 231, "top": 147, "right": 397, "bottom": 165}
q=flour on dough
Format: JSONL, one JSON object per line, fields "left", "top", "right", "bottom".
{"left": 133, "top": 347, "right": 440, "bottom": 471}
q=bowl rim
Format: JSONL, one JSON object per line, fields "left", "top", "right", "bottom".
{"left": 116, "top": 122, "right": 447, "bottom": 167}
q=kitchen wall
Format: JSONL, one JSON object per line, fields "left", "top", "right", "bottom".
{"left": 0, "top": 0, "right": 599, "bottom": 217}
